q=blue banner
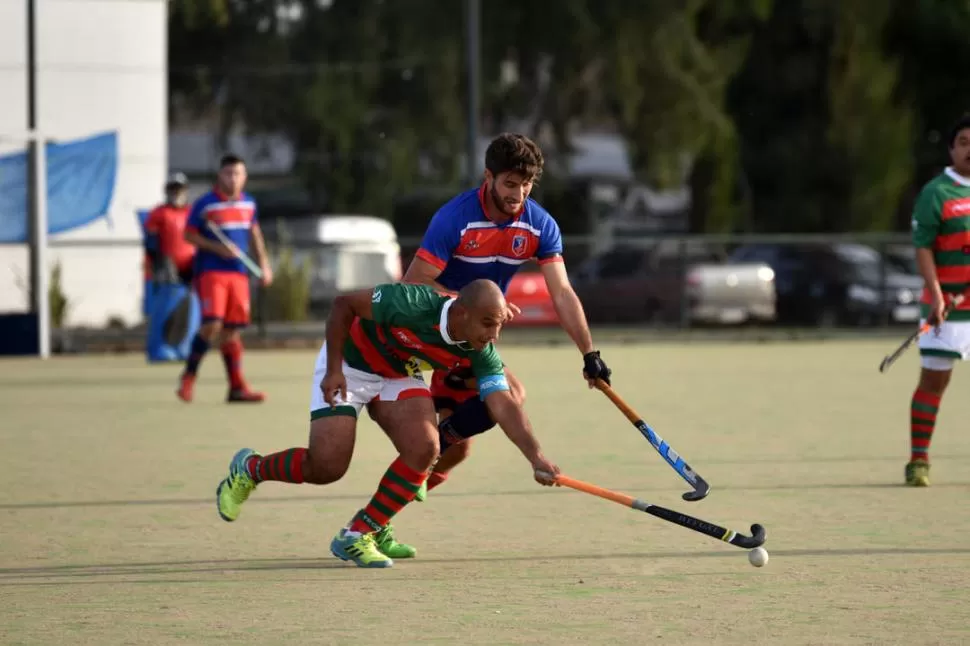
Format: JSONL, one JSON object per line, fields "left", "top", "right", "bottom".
{"left": 0, "top": 131, "right": 118, "bottom": 243}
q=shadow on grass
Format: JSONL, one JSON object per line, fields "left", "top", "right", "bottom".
{"left": 3, "top": 546, "right": 970, "bottom": 586}
{"left": 3, "top": 479, "right": 968, "bottom": 511}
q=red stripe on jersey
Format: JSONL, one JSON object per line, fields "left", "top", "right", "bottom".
{"left": 942, "top": 197, "right": 970, "bottom": 221}
{"left": 934, "top": 231, "right": 970, "bottom": 251}
{"left": 538, "top": 255, "right": 563, "bottom": 265}
{"left": 937, "top": 265, "right": 970, "bottom": 283}
{"left": 206, "top": 208, "right": 254, "bottom": 226}
{"left": 456, "top": 227, "right": 540, "bottom": 260}
{"left": 387, "top": 326, "right": 463, "bottom": 367}
{"left": 349, "top": 319, "right": 404, "bottom": 377}
{"left": 416, "top": 248, "right": 448, "bottom": 270}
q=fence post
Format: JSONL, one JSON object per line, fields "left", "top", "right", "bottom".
{"left": 678, "top": 237, "right": 690, "bottom": 329}
{"left": 879, "top": 239, "right": 889, "bottom": 327}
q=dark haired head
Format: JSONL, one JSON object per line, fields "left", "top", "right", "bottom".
{"left": 220, "top": 153, "right": 245, "bottom": 168}
{"left": 484, "top": 133, "right": 543, "bottom": 182}
{"left": 948, "top": 116, "right": 970, "bottom": 149}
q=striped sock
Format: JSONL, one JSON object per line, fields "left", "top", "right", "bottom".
{"left": 246, "top": 448, "right": 306, "bottom": 484}
{"left": 221, "top": 338, "right": 245, "bottom": 390}
{"left": 911, "top": 389, "right": 941, "bottom": 462}
{"left": 349, "top": 457, "right": 427, "bottom": 533}
{"left": 426, "top": 471, "right": 448, "bottom": 492}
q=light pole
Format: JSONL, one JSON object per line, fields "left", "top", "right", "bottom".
{"left": 26, "top": 0, "right": 50, "bottom": 358}
{"left": 465, "top": 0, "right": 480, "bottom": 187}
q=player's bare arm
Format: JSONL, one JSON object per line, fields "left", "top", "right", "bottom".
{"left": 540, "top": 258, "right": 611, "bottom": 386}
{"left": 402, "top": 256, "right": 456, "bottom": 296}
{"left": 916, "top": 247, "right": 945, "bottom": 325}
{"left": 249, "top": 222, "right": 274, "bottom": 286}
{"left": 321, "top": 288, "right": 377, "bottom": 404}
{"left": 184, "top": 227, "right": 235, "bottom": 260}
{"left": 482, "top": 388, "right": 559, "bottom": 485}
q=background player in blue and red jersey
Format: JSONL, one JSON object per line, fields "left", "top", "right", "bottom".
{"left": 401, "top": 132, "right": 611, "bottom": 499}
{"left": 179, "top": 154, "right": 274, "bottom": 403}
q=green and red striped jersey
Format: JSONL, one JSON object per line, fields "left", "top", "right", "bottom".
{"left": 343, "top": 283, "right": 505, "bottom": 383}
{"left": 912, "top": 167, "right": 970, "bottom": 321}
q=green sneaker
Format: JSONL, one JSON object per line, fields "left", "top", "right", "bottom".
{"left": 330, "top": 529, "right": 393, "bottom": 568}
{"left": 905, "top": 460, "right": 930, "bottom": 487}
{"left": 216, "top": 448, "right": 259, "bottom": 522}
{"left": 374, "top": 524, "right": 417, "bottom": 559}
{"left": 414, "top": 479, "right": 428, "bottom": 503}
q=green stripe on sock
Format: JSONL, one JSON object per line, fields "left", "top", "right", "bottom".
{"left": 377, "top": 484, "right": 409, "bottom": 507}
{"left": 282, "top": 450, "right": 294, "bottom": 481}
{"left": 912, "top": 402, "right": 938, "bottom": 415}
{"left": 370, "top": 498, "right": 395, "bottom": 518}
{"left": 384, "top": 469, "right": 421, "bottom": 494}
{"left": 912, "top": 431, "right": 934, "bottom": 440}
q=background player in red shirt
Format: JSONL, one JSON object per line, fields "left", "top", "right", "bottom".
{"left": 399, "top": 133, "right": 611, "bottom": 504}
{"left": 178, "top": 154, "right": 274, "bottom": 403}
{"left": 144, "top": 172, "right": 195, "bottom": 284}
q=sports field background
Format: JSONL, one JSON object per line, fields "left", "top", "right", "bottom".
{"left": 2, "top": 341, "right": 969, "bottom": 645}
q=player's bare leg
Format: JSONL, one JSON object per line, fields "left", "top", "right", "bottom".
{"left": 338, "top": 397, "right": 439, "bottom": 560}
{"left": 907, "top": 365, "right": 951, "bottom": 486}
{"left": 217, "top": 413, "right": 357, "bottom": 523}
{"left": 178, "top": 319, "right": 223, "bottom": 402}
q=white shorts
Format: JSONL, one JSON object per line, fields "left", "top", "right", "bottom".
{"left": 918, "top": 319, "right": 970, "bottom": 370}
{"left": 309, "top": 342, "right": 430, "bottom": 420}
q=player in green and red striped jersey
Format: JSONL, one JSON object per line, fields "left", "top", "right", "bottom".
{"left": 907, "top": 115, "right": 970, "bottom": 486}
{"left": 213, "top": 279, "right": 560, "bottom": 567}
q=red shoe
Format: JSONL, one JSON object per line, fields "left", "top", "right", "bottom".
{"left": 177, "top": 373, "right": 195, "bottom": 402}
{"left": 227, "top": 387, "right": 266, "bottom": 403}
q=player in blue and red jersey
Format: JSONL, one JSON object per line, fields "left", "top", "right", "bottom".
{"left": 178, "top": 154, "right": 274, "bottom": 403}
{"left": 399, "top": 132, "right": 611, "bottom": 503}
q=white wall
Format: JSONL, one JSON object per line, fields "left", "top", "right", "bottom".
{"left": 0, "top": 0, "right": 167, "bottom": 327}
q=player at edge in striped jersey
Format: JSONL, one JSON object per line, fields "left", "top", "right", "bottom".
{"left": 393, "top": 132, "right": 611, "bottom": 505}
{"left": 213, "top": 280, "right": 560, "bottom": 568}
{"left": 907, "top": 115, "right": 970, "bottom": 486}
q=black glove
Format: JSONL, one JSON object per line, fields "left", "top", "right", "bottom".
{"left": 582, "top": 350, "right": 611, "bottom": 385}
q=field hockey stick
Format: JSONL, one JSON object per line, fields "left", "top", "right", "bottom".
{"left": 539, "top": 472, "right": 766, "bottom": 549}
{"left": 595, "top": 379, "right": 711, "bottom": 502}
{"left": 205, "top": 220, "right": 264, "bottom": 279}
{"left": 878, "top": 293, "right": 965, "bottom": 373}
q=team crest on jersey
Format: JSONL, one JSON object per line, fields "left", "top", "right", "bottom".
{"left": 511, "top": 234, "right": 528, "bottom": 257}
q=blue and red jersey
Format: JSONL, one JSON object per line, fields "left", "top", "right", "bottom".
{"left": 416, "top": 184, "right": 563, "bottom": 293}
{"left": 186, "top": 190, "right": 258, "bottom": 275}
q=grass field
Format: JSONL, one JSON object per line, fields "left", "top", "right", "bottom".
{"left": 2, "top": 340, "right": 970, "bottom": 645}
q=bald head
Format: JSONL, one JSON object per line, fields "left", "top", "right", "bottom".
{"left": 450, "top": 279, "right": 507, "bottom": 350}
{"left": 456, "top": 279, "right": 506, "bottom": 312}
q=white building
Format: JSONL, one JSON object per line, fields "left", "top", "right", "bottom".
{"left": 0, "top": 0, "right": 167, "bottom": 327}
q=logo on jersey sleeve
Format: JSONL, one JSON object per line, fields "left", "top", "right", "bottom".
{"left": 372, "top": 289, "right": 382, "bottom": 303}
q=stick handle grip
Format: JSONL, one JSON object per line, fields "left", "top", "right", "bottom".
{"left": 540, "top": 472, "right": 636, "bottom": 507}
{"left": 594, "top": 379, "right": 641, "bottom": 424}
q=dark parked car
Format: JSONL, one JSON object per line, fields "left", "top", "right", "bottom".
{"left": 728, "top": 243, "right": 922, "bottom": 326}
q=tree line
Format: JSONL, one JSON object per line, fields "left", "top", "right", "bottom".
{"left": 169, "top": 0, "right": 970, "bottom": 234}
